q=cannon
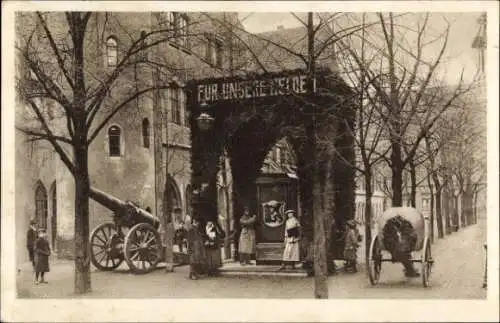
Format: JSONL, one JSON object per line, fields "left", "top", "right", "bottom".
{"left": 89, "top": 187, "right": 163, "bottom": 274}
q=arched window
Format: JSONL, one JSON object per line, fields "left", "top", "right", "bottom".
{"left": 35, "top": 182, "right": 48, "bottom": 229}
{"left": 108, "top": 125, "right": 121, "bottom": 156}
{"left": 165, "top": 175, "right": 182, "bottom": 215}
{"left": 106, "top": 37, "right": 118, "bottom": 67}
{"left": 142, "top": 118, "right": 150, "bottom": 148}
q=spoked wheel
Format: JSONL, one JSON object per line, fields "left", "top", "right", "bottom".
{"left": 367, "top": 235, "right": 383, "bottom": 285}
{"left": 124, "top": 223, "right": 161, "bottom": 274}
{"left": 90, "top": 222, "right": 124, "bottom": 271}
{"left": 421, "top": 237, "right": 433, "bottom": 287}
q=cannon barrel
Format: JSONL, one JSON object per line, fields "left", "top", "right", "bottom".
{"left": 89, "top": 187, "right": 160, "bottom": 228}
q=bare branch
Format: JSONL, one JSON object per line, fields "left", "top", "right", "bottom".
{"left": 36, "top": 12, "right": 75, "bottom": 89}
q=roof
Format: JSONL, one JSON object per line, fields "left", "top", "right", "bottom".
{"left": 245, "top": 25, "right": 339, "bottom": 74}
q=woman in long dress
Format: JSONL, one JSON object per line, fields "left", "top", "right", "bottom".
{"left": 279, "top": 210, "right": 301, "bottom": 270}
{"left": 238, "top": 207, "right": 256, "bottom": 265}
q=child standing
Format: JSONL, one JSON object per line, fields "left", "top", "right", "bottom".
{"left": 34, "top": 229, "right": 51, "bottom": 284}
{"left": 344, "top": 220, "right": 361, "bottom": 273}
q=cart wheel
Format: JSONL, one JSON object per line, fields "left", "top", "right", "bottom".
{"left": 421, "top": 237, "right": 433, "bottom": 287}
{"left": 368, "top": 235, "right": 382, "bottom": 285}
{"left": 90, "top": 222, "right": 124, "bottom": 271}
{"left": 124, "top": 223, "right": 161, "bottom": 274}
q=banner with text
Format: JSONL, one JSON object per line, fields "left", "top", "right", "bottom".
{"left": 196, "top": 74, "right": 317, "bottom": 104}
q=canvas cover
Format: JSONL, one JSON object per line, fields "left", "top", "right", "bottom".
{"left": 374, "top": 207, "right": 429, "bottom": 251}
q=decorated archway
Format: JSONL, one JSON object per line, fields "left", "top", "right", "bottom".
{"left": 187, "top": 68, "right": 356, "bottom": 262}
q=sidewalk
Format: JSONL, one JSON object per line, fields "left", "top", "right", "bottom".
{"left": 16, "top": 219, "right": 486, "bottom": 299}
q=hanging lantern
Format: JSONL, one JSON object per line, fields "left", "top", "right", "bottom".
{"left": 196, "top": 112, "right": 215, "bottom": 131}
{"left": 196, "top": 101, "right": 215, "bottom": 131}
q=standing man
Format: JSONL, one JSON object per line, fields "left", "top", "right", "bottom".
{"left": 26, "top": 219, "right": 38, "bottom": 270}
{"left": 238, "top": 207, "right": 256, "bottom": 265}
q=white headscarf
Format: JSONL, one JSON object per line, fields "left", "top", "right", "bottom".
{"left": 206, "top": 221, "right": 216, "bottom": 239}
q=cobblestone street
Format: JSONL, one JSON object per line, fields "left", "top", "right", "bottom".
{"left": 17, "top": 216, "right": 487, "bottom": 299}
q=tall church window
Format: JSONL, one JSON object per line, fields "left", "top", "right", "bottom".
{"left": 106, "top": 37, "right": 118, "bottom": 67}
{"left": 142, "top": 118, "right": 150, "bottom": 148}
{"left": 35, "top": 182, "right": 48, "bottom": 229}
{"left": 108, "top": 125, "right": 121, "bottom": 156}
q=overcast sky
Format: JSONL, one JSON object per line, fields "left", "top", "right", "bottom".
{"left": 239, "top": 12, "right": 483, "bottom": 83}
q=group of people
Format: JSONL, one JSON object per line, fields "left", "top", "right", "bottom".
{"left": 184, "top": 216, "right": 226, "bottom": 280}
{"left": 26, "top": 208, "right": 363, "bottom": 283}
{"left": 26, "top": 220, "right": 51, "bottom": 285}
{"left": 236, "top": 207, "right": 363, "bottom": 273}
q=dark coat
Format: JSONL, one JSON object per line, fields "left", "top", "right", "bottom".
{"left": 187, "top": 226, "right": 206, "bottom": 266}
{"left": 204, "top": 222, "right": 224, "bottom": 270}
{"left": 27, "top": 227, "right": 37, "bottom": 261}
{"left": 34, "top": 237, "right": 51, "bottom": 272}
{"left": 344, "top": 228, "right": 360, "bottom": 261}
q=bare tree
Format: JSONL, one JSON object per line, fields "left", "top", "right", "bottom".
{"left": 15, "top": 12, "right": 204, "bottom": 294}
{"left": 334, "top": 13, "right": 478, "bottom": 208}
{"left": 204, "top": 11, "right": 376, "bottom": 299}
{"left": 333, "top": 13, "right": 392, "bottom": 261}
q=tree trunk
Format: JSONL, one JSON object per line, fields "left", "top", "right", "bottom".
{"left": 460, "top": 191, "right": 468, "bottom": 227}
{"left": 453, "top": 195, "right": 459, "bottom": 230}
{"left": 409, "top": 162, "right": 417, "bottom": 207}
{"left": 221, "top": 153, "right": 232, "bottom": 259}
{"left": 307, "top": 12, "right": 328, "bottom": 299}
{"left": 427, "top": 174, "right": 435, "bottom": 243}
{"left": 364, "top": 171, "right": 373, "bottom": 262}
{"left": 465, "top": 184, "right": 474, "bottom": 225}
{"left": 73, "top": 125, "right": 92, "bottom": 294}
{"left": 72, "top": 16, "right": 91, "bottom": 294}
{"left": 391, "top": 141, "right": 403, "bottom": 206}
{"left": 435, "top": 189, "right": 444, "bottom": 238}
{"left": 473, "top": 191, "right": 479, "bottom": 224}
{"left": 443, "top": 185, "right": 452, "bottom": 234}
{"left": 432, "top": 174, "right": 444, "bottom": 238}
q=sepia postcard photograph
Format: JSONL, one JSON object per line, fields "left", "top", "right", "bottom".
{"left": 1, "top": 1, "right": 499, "bottom": 322}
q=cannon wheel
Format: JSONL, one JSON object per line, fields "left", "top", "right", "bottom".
{"left": 421, "top": 237, "right": 433, "bottom": 287}
{"left": 124, "top": 223, "right": 161, "bottom": 274}
{"left": 367, "top": 235, "right": 383, "bottom": 285}
{"left": 90, "top": 222, "right": 124, "bottom": 271}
